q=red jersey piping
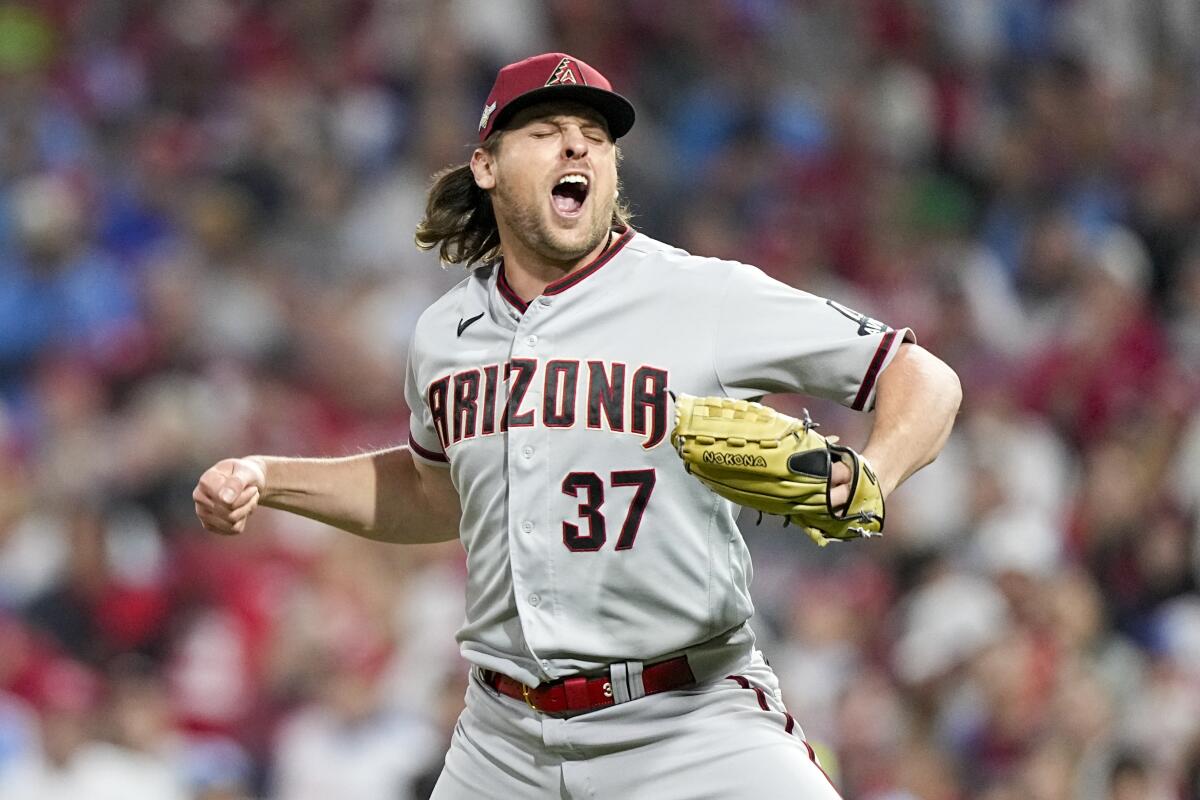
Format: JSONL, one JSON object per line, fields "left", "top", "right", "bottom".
{"left": 496, "top": 227, "right": 633, "bottom": 313}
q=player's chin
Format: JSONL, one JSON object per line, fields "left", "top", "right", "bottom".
{"left": 542, "top": 215, "right": 603, "bottom": 253}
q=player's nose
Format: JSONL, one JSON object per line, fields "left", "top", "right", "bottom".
{"left": 561, "top": 125, "right": 589, "bottom": 159}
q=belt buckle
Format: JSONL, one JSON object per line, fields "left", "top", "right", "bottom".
{"left": 521, "top": 683, "right": 539, "bottom": 712}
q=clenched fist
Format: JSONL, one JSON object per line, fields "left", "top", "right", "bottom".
{"left": 193, "top": 457, "right": 267, "bottom": 536}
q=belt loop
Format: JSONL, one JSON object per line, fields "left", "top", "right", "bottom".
{"left": 608, "top": 661, "right": 645, "bottom": 704}
{"left": 609, "top": 662, "right": 631, "bottom": 704}
{"left": 626, "top": 661, "right": 646, "bottom": 701}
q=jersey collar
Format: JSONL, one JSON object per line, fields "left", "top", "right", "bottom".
{"left": 497, "top": 227, "right": 634, "bottom": 314}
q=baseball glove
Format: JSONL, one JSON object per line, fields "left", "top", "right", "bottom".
{"left": 671, "top": 395, "right": 884, "bottom": 547}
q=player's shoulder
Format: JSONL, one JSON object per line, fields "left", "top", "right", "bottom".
{"left": 622, "top": 231, "right": 780, "bottom": 301}
{"left": 410, "top": 266, "right": 491, "bottom": 345}
{"left": 623, "top": 231, "right": 743, "bottom": 277}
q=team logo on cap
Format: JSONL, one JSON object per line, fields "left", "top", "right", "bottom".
{"left": 478, "top": 100, "right": 497, "bottom": 132}
{"left": 545, "top": 57, "right": 580, "bottom": 86}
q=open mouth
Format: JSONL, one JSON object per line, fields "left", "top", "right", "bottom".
{"left": 551, "top": 174, "right": 589, "bottom": 217}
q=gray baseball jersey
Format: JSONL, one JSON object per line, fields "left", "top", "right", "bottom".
{"left": 404, "top": 228, "right": 912, "bottom": 688}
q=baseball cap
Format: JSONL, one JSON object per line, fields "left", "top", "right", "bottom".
{"left": 478, "top": 53, "right": 635, "bottom": 141}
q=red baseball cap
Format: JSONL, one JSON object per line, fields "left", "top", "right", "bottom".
{"left": 477, "top": 52, "right": 635, "bottom": 142}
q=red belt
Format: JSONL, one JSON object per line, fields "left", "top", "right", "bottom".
{"left": 482, "top": 656, "right": 695, "bottom": 714}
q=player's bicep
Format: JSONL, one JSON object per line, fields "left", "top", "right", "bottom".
{"left": 397, "top": 336, "right": 458, "bottom": 542}
{"left": 369, "top": 447, "right": 459, "bottom": 544}
{"left": 413, "top": 455, "right": 461, "bottom": 526}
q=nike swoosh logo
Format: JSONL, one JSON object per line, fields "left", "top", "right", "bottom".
{"left": 457, "top": 312, "right": 484, "bottom": 337}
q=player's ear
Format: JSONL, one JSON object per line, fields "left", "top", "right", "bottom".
{"left": 470, "top": 147, "right": 496, "bottom": 191}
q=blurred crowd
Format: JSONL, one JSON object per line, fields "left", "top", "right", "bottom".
{"left": 1, "top": 0, "right": 1199, "bottom": 798}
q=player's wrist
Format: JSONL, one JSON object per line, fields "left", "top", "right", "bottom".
{"left": 858, "top": 449, "right": 898, "bottom": 498}
{"left": 242, "top": 455, "right": 270, "bottom": 496}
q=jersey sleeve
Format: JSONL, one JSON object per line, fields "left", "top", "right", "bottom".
{"left": 712, "top": 262, "right": 915, "bottom": 411}
{"left": 404, "top": 339, "right": 450, "bottom": 467}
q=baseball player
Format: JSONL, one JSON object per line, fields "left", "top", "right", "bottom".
{"left": 194, "top": 53, "right": 962, "bottom": 799}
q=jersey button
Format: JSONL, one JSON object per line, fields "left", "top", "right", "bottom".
{"left": 521, "top": 521, "right": 534, "bottom": 533}
{"left": 522, "top": 446, "right": 534, "bottom": 459}
{"left": 528, "top": 594, "right": 540, "bottom": 607}
{"left": 538, "top": 297, "right": 552, "bottom": 307}
{"left": 524, "top": 334, "right": 538, "bottom": 346}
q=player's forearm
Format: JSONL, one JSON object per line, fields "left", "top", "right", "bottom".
{"left": 251, "top": 448, "right": 460, "bottom": 544}
{"left": 860, "top": 344, "right": 962, "bottom": 497}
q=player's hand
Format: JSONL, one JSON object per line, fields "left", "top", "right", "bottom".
{"left": 193, "top": 457, "right": 267, "bottom": 536}
{"left": 828, "top": 459, "right": 852, "bottom": 510}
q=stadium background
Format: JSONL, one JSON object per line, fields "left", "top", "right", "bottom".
{"left": 1, "top": 1, "right": 1200, "bottom": 798}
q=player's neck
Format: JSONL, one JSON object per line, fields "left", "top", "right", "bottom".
{"left": 499, "top": 230, "right": 613, "bottom": 302}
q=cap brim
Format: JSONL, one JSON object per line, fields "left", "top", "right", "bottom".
{"left": 490, "top": 85, "right": 636, "bottom": 140}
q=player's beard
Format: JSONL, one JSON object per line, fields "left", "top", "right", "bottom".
{"left": 493, "top": 179, "right": 613, "bottom": 267}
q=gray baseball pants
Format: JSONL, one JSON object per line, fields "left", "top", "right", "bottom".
{"left": 429, "top": 650, "right": 843, "bottom": 799}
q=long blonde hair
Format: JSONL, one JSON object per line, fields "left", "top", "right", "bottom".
{"left": 415, "top": 138, "right": 632, "bottom": 267}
